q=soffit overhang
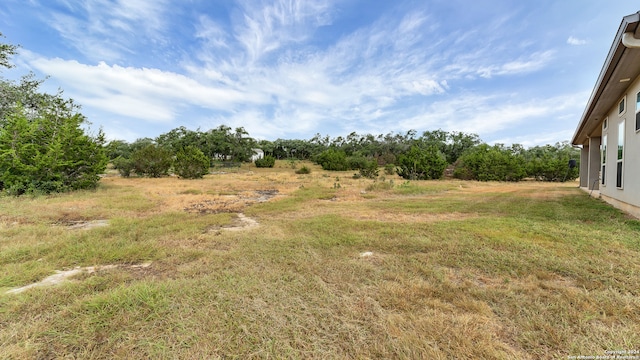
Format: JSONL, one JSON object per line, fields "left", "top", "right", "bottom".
{"left": 572, "top": 12, "right": 640, "bottom": 146}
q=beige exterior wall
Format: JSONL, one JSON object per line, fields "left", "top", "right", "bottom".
{"left": 599, "top": 75, "right": 640, "bottom": 214}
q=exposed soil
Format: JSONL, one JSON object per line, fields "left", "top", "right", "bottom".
{"left": 205, "top": 213, "right": 260, "bottom": 233}
{"left": 183, "top": 189, "right": 279, "bottom": 214}
{"left": 6, "top": 263, "right": 152, "bottom": 295}
{"left": 62, "top": 219, "right": 110, "bottom": 230}
{"left": 222, "top": 213, "right": 259, "bottom": 231}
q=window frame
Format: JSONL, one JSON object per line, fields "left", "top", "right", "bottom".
{"left": 616, "top": 119, "right": 624, "bottom": 189}
{"left": 635, "top": 92, "right": 640, "bottom": 132}
{"left": 601, "top": 133, "right": 607, "bottom": 186}
{"left": 619, "top": 96, "right": 627, "bottom": 116}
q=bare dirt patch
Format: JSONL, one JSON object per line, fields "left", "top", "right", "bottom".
{"left": 223, "top": 213, "right": 259, "bottom": 231}
{"left": 93, "top": 175, "right": 291, "bottom": 218}
{"left": 184, "top": 189, "right": 279, "bottom": 214}
{"left": 206, "top": 213, "right": 260, "bottom": 232}
{"left": 6, "top": 262, "right": 152, "bottom": 295}
{"left": 61, "top": 219, "right": 110, "bottom": 230}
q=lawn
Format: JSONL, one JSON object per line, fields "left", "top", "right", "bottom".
{"left": 1, "top": 162, "right": 639, "bottom": 359}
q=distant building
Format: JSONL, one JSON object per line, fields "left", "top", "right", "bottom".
{"left": 251, "top": 149, "right": 264, "bottom": 162}
{"left": 572, "top": 11, "right": 640, "bottom": 218}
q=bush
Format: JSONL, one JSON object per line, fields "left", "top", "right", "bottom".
{"left": 112, "top": 156, "right": 135, "bottom": 177}
{"left": 347, "top": 155, "right": 369, "bottom": 170}
{"left": 384, "top": 164, "right": 396, "bottom": 175}
{"left": 175, "top": 146, "right": 210, "bottom": 179}
{"left": 396, "top": 145, "right": 447, "bottom": 180}
{"left": 255, "top": 155, "right": 276, "bottom": 168}
{"left": 0, "top": 106, "right": 107, "bottom": 195}
{"left": 316, "top": 149, "right": 349, "bottom": 171}
{"left": 524, "top": 142, "right": 579, "bottom": 182}
{"left": 376, "top": 152, "right": 396, "bottom": 166}
{"left": 131, "top": 145, "right": 173, "bottom": 178}
{"left": 295, "top": 165, "right": 311, "bottom": 174}
{"left": 358, "top": 159, "right": 379, "bottom": 179}
{"left": 454, "top": 144, "right": 526, "bottom": 181}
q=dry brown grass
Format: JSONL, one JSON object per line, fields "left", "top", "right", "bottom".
{"left": 1, "top": 163, "right": 639, "bottom": 359}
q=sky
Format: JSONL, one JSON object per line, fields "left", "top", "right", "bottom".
{"left": 0, "top": 1, "right": 638, "bottom": 146}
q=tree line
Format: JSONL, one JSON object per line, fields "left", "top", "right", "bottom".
{"left": 104, "top": 126, "right": 579, "bottom": 183}
{"left": 0, "top": 34, "right": 579, "bottom": 196}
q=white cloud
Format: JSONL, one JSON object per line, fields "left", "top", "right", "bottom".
{"left": 25, "top": 54, "right": 263, "bottom": 123}
{"left": 12, "top": 1, "right": 584, "bottom": 144}
{"left": 491, "top": 129, "right": 576, "bottom": 148}
{"left": 195, "top": 16, "right": 230, "bottom": 50}
{"left": 42, "top": 0, "right": 170, "bottom": 62}
{"left": 470, "top": 51, "right": 555, "bottom": 78}
{"left": 234, "top": 0, "right": 335, "bottom": 62}
{"left": 393, "top": 91, "right": 586, "bottom": 141}
{"left": 567, "top": 36, "right": 587, "bottom": 46}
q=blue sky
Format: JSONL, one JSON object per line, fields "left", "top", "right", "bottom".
{"left": 1, "top": 1, "right": 638, "bottom": 146}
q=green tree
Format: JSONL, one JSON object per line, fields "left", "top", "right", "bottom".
{"left": 454, "top": 144, "right": 526, "bottom": 181}
{"left": 419, "top": 130, "right": 481, "bottom": 164}
{"left": 156, "top": 126, "right": 203, "bottom": 154}
{"left": 254, "top": 155, "right": 276, "bottom": 168}
{"left": 129, "top": 137, "right": 155, "bottom": 154}
{"left": 525, "top": 142, "right": 579, "bottom": 182}
{"left": 315, "top": 149, "right": 349, "bottom": 171}
{"left": 0, "top": 35, "right": 107, "bottom": 195}
{"left": 105, "top": 140, "right": 132, "bottom": 160}
{"left": 112, "top": 156, "right": 135, "bottom": 177}
{"left": 0, "top": 104, "right": 107, "bottom": 194}
{"left": 357, "top": 158, "right": 379, "bottom": 179}
{"left": 174, "top": 146, "right": 210, "bottom": 179}
{"left": 131, "top": 145, "right": 173, "bottom": 178}
{"left": 0, "top": 33, "right": 17, "bottom": 70}
{"left": 396, "top": 145, "right": 447, "bottom": 180}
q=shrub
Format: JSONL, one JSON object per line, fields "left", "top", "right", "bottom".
{"left": 384, "top": 164, "right": 396, "bottom": 175}
{"left": 454, "top": 144, "right": 526, "bottom": 181}
{"left": 358, "top": 159, "right": 379, "bottom": 179}
{"left": 524, "top": 142, "right": 579, "bottom": 182}
{"left": 376, "top": 152, "right": 396, "bottom": 166}
{"left": 255, "top": 155, "right": 276, "bottom": 168}
{"left": 316, "top": 149, "right": 349, "bottom": 171}
{"left": 347, "top": 155, "right": 369, "bottom": 170}
{"left": 295, "top": 165, "right": 311, "bottom": 174}
{"left": 0, "top": 106, "right": 107, "bottom": 195}
{"left": 131, "top": 145, "right": 173, "bottom": 178}
{"left": 396, "top": 145, "right": 447, "bottom": 180}
{"left": 112, "top": 156, "right": 135, "bottom": 177}
{"left": 175, "top": 146, "right": 210, "bottom": 179}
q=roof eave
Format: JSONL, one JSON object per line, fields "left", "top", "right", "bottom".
{"left": 571, "top": 12, "right": 640, "bottom": 146}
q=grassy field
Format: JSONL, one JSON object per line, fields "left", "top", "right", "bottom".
{"left": 1, "top": 161, "right": 639, "bottom": 359}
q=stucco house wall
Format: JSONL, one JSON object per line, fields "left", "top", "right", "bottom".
{"left": 572, "top": 11, "right": 640, "bottom": 219}
{"left": 598, "top": 77, "right": 640, "bottom": 217}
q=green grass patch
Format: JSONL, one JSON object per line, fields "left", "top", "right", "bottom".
{"left": 2, "top": 178, "right": 640, "bottom": 358}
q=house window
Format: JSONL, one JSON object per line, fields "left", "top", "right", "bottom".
{"left": 601, "top": 134, "right": 607, "bottom": 185}
{"left": 617, "top": 120, "right": 624, "bottom": 188}
{"left": 619, "top": 97, "right": 626, "bottom": 116}
{"left": 636, "top": 92, "right": 640, "bottom": 132}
